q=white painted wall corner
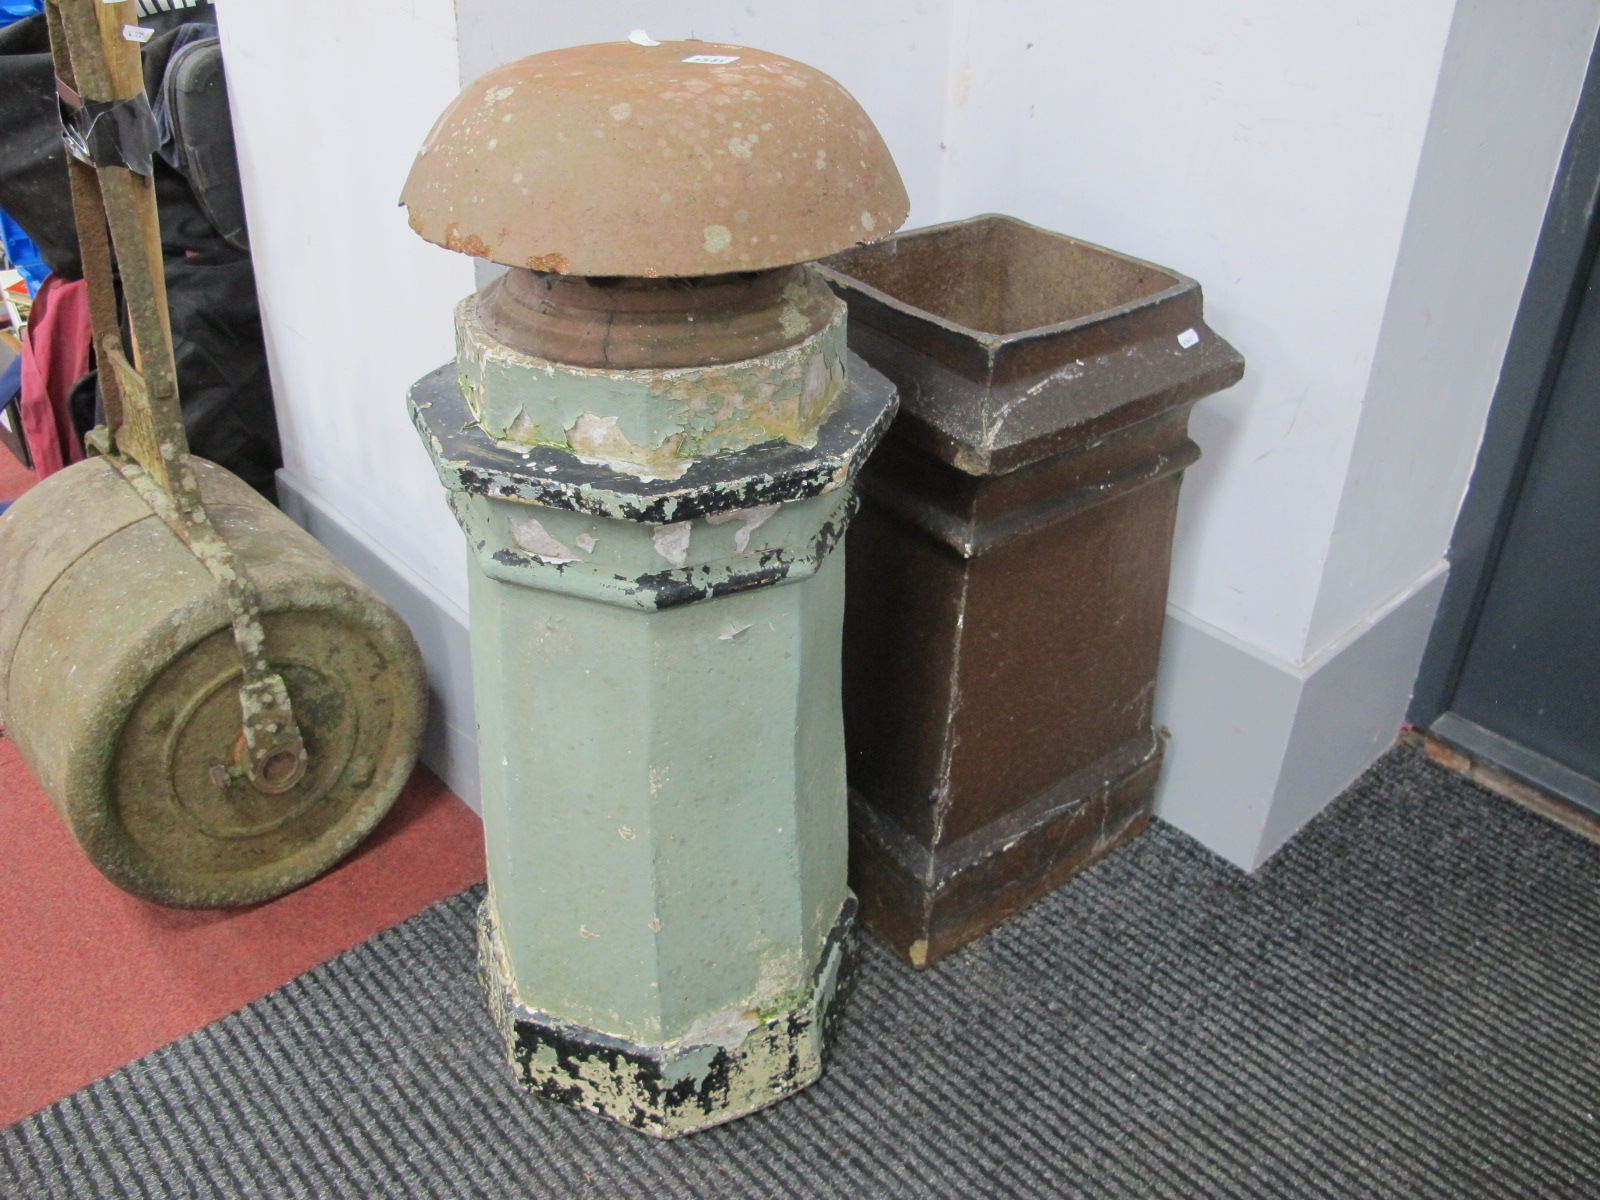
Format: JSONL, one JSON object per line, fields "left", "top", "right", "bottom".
{"left": 1154, "top": 564, "right": 1448, "bottom": 870}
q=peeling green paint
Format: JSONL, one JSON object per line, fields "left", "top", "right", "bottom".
{"left": 456, "top": 488, "right": 852, "bottom": 610}
{"left": 454, "top": 294, "right": 849, "bottom": 479}
{"left": 409, "top": 361, "right": 896, "bottom": 528}
{"left": 412, "top": 321, "right": 895, "bottom": 1134}
{"left": 479, "top": 896, "right": 856, "bottom": 1138}
{"left": 468, "top": 548, "right": 851, "bottom": 1045}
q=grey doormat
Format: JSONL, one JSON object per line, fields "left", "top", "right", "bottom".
{"left": 6, "top": 742, "right": 1600, "bottom": 1198}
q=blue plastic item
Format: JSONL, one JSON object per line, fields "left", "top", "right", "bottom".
{"left": 1, "top": 4, "right": 48, "bottom": 296}
{"left": 0, "top": 209, "right": 46, "bottom": 295}
{"left": 0, "top": 1, "right": 42, "bottom": 31}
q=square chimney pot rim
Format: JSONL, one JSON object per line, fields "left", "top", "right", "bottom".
{"left": 817, "top": 213, "right": 1199, "bottom": 353}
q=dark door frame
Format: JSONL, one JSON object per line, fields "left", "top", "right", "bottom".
{"left": 1410, "top": 27, "right": 1600, "bottom": 811}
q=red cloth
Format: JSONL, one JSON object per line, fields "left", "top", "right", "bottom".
{"left": 18, "top": 274, "right": 90, "bottom": 479}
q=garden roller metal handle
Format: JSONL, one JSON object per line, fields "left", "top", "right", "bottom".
{"left": 44, "top": 0, "right": 308, "bottom": 795}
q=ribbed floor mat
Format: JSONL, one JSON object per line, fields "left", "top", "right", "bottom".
{"left": 6, "top": 743, "right": 1598, "bottom": 1198}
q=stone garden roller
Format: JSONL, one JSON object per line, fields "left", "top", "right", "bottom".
{"left": 0, "top": 0, "right": 426, "bottom": 907}
{"left": 401, "top": 38, "right": 907, "bottom": 1135}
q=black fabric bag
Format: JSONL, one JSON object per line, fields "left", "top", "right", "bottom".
{"left": 0, "top": 7, "right": 281, "bottom": 498}
{"left": 158, "top": 33, "right": 248, "bottom": 252}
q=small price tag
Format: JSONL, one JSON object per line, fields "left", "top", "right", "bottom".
{"left": 683, "top": 54, "right": 739, "bottom": 64}
{"left": 1177, "top": 328, "right": 1200, "bottom": 349}
{"left": 122, "top": 24, "right": 153, "bottom": 43}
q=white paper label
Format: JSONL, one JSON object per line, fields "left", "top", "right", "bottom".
{"left": 628, "top": 30, "right": 660, "bottom": 46}
{"left": 122, "top": 24, "right": 153, "bottom": 43}
{"left": 1177, "top": 328, "right": 1200, "bottom": 349}
{"left": 683, "top": 54, "right": 739, "bottom": 64}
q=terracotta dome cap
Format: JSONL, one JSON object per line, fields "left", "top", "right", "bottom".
{"left": 401, "top": 40, "right": 909, "bottom": 278}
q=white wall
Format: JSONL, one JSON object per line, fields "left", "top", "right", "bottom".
{"left": 1307, "top": 0, "right": 1600, "bottom": 651}
{"left": 927, "top": 0, "right": 1600, "bottom": 864}
{"left": 219, "top": 0, "right": 1600, "bottom": 863}
{"left": 217, "top": 0, "right": 476, "bottom": 619}
{"left": 940, "top": 0, "right": 1456, "bottom": 664}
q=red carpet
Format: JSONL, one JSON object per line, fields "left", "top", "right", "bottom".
{"left": 0, "top": 733, "right": 485, "bottom": 1127}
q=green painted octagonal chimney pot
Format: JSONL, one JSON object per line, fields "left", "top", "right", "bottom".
{"left": 402, "top": 38, "right": 906, "bottom": 1137}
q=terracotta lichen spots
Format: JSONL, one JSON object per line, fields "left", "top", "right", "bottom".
{"left": 444, "top": 224, "right": 492, "bottom": 258}
{"left": 399, "top": 39, "right": 907, "bottom": 276}
{"left": 525, "top": 252, "right": 570, "bottom": 273}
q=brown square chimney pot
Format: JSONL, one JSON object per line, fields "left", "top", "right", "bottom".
{"left": 819, "top": 214, "right": 1244, "bottom": 967}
